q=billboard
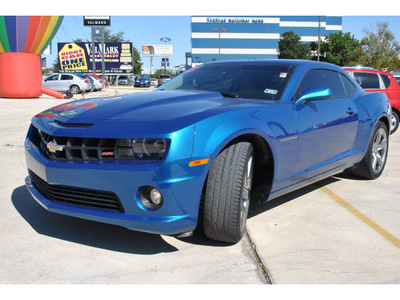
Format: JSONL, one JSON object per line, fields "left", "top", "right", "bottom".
{"left": 142, "top": 45, "right": 173, "bottom": 57}
{"left": 58, "top": 42, "right": 133, "bottom": 73}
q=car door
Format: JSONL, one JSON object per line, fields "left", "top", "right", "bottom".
{"left": 293, "top": 69, "right": 359, "bottom": 183}
{"left": 43, "top": 74, "right": 60, "bottom": 90}
{"left": 60, "top": 74, "right": 74, "bottom": 92}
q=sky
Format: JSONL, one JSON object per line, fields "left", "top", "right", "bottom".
{"left": 6, "top": 0, "right": 400, "bottom": 73}
{"left": 43, "top": 15, "right": 400, "bottom": 73}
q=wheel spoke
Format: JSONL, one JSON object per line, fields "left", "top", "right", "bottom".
{"left": 371, "top": 127, "right": 387, "bottom": 173}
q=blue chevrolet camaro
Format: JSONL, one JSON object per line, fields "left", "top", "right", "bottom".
{"left": 25, "top": 60, "right": 391, "bottom": 243}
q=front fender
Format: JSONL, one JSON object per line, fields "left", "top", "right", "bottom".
{"left": 191, "top": 105, "right": 298, "bottom": 193}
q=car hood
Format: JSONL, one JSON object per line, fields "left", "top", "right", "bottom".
{"left": 33, "top": 90, "right": 270, "bottom": 134}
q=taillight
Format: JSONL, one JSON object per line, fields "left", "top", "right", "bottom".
{"left": 84, "top": 80, "right": 88, "bottom": 83}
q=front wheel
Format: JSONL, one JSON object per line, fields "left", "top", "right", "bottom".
{"left": 351, "top": 121, "right": 388, "bottom": 179}
{"left": 203, "top": 142, "right": 254, "bottom": 243}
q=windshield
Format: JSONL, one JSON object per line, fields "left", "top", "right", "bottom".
{"left": 156, "top": 62, "right": 296, "bottom": 100}
{"left": 137, "top": 75, "right": 149, "bottom": 80}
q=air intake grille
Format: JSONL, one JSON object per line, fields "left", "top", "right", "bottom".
{"left": 38, "top": 129, "right": 118, "bottom": 161}
{"left": 29, "top": 170, "right": 124, "bottom": 212}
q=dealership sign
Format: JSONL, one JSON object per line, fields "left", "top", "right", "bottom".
{"left": 142, "top": 45, "right": 173, "bottom": 57}
{"left": 58, "top": 42, "right": 133, "bottom": 73}
{"left": 160, "top": 37, "right": 171, "bottom": 43}
{"left": 83, "top": 15, "right": 111, "bottom": 26}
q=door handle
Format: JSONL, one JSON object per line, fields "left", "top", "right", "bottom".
{"left": 347, "top": 108, "right": 356, "bottom": 115}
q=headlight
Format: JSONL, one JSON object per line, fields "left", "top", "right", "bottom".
{"left": 117, "top": 138, "right": 169, "bottom": 160}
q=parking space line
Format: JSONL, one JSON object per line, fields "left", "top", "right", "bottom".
{"left": 318, "top": 184, "right": 400, "bottom": 250}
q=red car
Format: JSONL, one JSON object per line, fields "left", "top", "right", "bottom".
{"left": 344, "top": 67, "right": 400, "bottom": 134}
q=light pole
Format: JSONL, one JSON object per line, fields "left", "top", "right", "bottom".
{"left": 212, "top": 27, "right": 227, "bottom": 61}
{"left": 317, "top": 16, "right": 321, "bottom": 61}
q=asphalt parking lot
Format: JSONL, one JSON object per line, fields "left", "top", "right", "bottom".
{"left": 1, "top": 87, "right": 399, "bottom": 284}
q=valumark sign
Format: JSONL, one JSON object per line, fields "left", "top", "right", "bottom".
{"left": 58, "top": 42, "right": 133, "bottom": 73}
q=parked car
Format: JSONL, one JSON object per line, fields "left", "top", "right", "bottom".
{"left": 344, "top": 67, "right": 400, "bottom": 133}
{"left": 150, "top": 78, "right": 158, "bottom": 86}
{"left": 75, "top": 73, "right": 95, "bottom": 92}
{"left": 26, "top": 60, "right": 390, "bottom": 243}
{"left": 118, "top": 75, "right": 130, "bottom": 85}
{"left": 391, "top": 71, "right": 400, "bottom": 86}
{"left": 42, "top": 73, "right": 91, "bottom": 94}
{"left": 90, "top": 74, "right": 107, "bottom": 89}
{"left": 134, "top": 74, "right": 151, "bottom": 87}
{"left": 157, "top": 74, "right": 171, "bottom": 87}
{"left": 85, "top": 74, "right": 104, "bottom": 91}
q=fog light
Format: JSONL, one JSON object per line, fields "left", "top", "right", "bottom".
{"left": 139, "top": 186, "right": 163, "bottom": 210}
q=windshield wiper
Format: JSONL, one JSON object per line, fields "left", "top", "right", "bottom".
{"left": 220, "top": 91, "right": 239, "bottom": 98}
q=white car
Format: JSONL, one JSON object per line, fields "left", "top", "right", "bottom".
{"left": 86, "top": 74, "right": 104, "bottom": 91}
{"left": 43, "top": 73, "right": 92, "bottom": 94}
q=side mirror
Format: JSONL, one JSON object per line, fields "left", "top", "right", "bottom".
{"left": 295, "top": 86, "right": 333, "bottom": 104}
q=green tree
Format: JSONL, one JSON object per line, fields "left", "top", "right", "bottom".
{"left": 133, "top": 47, "right": 143, "bottom": 74}
{"left": 359, "top": 22, "right": 400, "bottom": 70}
{"left": 73, "top": 29, "right": 128, "bottom": 43}
{"left": 153, "top": 69, "right": 175, "bottom": 78}
{"left": 317, "top": 32, "right": 362, "bottom": 66}
{"left": 278, "top": 31, "right": 311, "bottom": 60}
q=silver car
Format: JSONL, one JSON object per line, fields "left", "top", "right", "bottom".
{"left": 43, "top": 73, "right": 92, "bottom": 94}
{"left": 157, "top": 74, "right": 171, "bottom": 87}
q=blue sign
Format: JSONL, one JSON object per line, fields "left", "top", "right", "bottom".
{"left": 160, "top": 37, "right": 171, "bottom": 43}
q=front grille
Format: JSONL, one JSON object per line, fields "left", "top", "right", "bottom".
{"left": 38, "top": 129, "right": 118, "bottom": 161}
{"left": 29, "top": 170, "right": 124, "bottom": 212}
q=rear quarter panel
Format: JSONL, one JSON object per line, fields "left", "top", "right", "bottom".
{"left": 352, "top": 90, "right": 391, "bottom": 158}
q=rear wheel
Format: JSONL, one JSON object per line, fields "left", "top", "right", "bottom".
{"left": 351, "top": 121, "right": 388, "bottom": 179}
{"left": 203, "top": 142, "right": 254, "bottom": 243}
{"left": 390, "top": 111, "right": 399, "bottom": 134}
{"left": 69, "top": 85, "right": 80, "bottom": 94}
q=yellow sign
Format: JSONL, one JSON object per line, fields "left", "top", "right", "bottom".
{"left": 59, "top": 43, "right": 88, "bottom": 71}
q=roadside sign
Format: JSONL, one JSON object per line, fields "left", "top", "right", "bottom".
{"left": 83, "top": 16, "right": 111, "bottom": 27}
{"left": 160, "top": 37, "right": 171, "bottom": 43}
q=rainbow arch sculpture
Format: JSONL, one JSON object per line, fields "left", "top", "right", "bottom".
{"left": 0, "top": 16, "right": 67, "bottom": 99}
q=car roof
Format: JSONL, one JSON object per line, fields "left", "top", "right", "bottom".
{"left": 202, "top": 59, "right": 345, "bottom": 72}
{"left": 343, "top": 67, "right": 395, "bottom": 77}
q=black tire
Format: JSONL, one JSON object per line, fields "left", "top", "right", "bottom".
{"left": 69, "top": 85, "right": 80, "bottom": 94}
{"left": 203, "top": 142, "right": 254, "bottom": 243}
{"left": 351, "top": 121, "right": 389, "bottom": 179}
{"left": 390, "top": 111, "right": 399, "bottom": 134}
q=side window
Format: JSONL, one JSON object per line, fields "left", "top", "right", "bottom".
{"left": 340, "top": 73, "right": 357, "bottom": 96}
{"left": 60, "top": 74, "right": 73, "bottom": 80}
{"left": 46, "top": 75, "right": 59, "bottom": 81}
{"left": 295, "top": 69, "right": 346, "bottom": 99}
{"left": 380, "top": 74, "right": 391, "bottom": 89}
{"left": 354, "top": 72, "right": 380, "bottom": 89}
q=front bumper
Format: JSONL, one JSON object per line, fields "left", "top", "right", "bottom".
{"left": 24, "top": 126, "right": 207, "bottom": 235}
{"left": 134, "top": 82, "right": 150, "bottom": 87}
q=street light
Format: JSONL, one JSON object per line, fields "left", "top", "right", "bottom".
{"left": 213, "top": 27, "right": 227, "bottom": 61}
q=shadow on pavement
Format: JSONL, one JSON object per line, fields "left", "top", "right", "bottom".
{"left": 248, "top": 176, "right": 340, "bottom": 218}
{"left": 11, "top": 185, "right": 178, "bottom": 255}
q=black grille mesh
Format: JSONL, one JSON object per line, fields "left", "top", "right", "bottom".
{"left": 29, "top": 170, "right": 124, "bottom": 212}
{"left": 38, "top": 129, "right": 118, "bottom": 161}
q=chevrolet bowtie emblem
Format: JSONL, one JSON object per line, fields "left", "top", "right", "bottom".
{"left": 46, "top": 141, "right": 65, "bottom": 153}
